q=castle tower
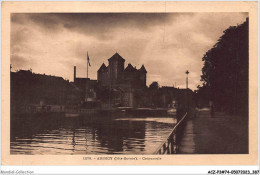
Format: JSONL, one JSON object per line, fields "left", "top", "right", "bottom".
{"left": 108, "top": 52, "right": 125, "bottom": 84}
{"left": 97, "top": 63, "right": 108, "bottom": 86}
{"left": 139, "top": 65, "right": 147, "bottom": 86}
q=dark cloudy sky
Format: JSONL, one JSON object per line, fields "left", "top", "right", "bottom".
{"left": 11, "top": 13, "right": 248, "bottom": 90}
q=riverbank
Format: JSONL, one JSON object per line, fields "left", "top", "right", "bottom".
{"left": 12, "top": 107, "right": 175, "bottom": 120}
{"left": 178, "top": 108, "right": 248, "bottom": 154}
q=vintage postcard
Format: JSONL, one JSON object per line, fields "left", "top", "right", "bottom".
{"left": 1, "top": 1, "right": 258, "bottom": 165}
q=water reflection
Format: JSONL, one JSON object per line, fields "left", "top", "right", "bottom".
{"left": 11, "top": 113, "right": 176, "bottom": 154}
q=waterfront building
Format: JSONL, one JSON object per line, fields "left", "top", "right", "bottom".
{"left": 11, "top": 69, "right": 80, "bottom": 114}
{"left": 97, "top": 53, "right": 147, "bottom": 107}
{"left": 73, "top": 66, "right": 97, "bottom": 103}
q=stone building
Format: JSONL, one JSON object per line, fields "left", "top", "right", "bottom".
{"left": 73, "top": 66, "right": 97, "bottom": 103}
{"left": 97, "top": 53, "right": 147, "bottom": 107}
{"left": 159, "top": 86, "right": 194, "bottom": 109}
{"left": 11, "top": 69, "right": 80, "bottom": 114}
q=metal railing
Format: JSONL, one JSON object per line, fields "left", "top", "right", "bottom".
{"left": 154, "top": 112, "right": 188, "bottom": 154}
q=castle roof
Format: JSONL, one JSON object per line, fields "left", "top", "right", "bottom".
{"left": 125, "top": 63, "right": 137, "bottom": 72}
{"left": 108, "top": 52, "right": 125, "bottom": 62}
{"left": 139, "top": 65, "right": 147, "bottom": 73}
{"left": 98, "top": 63, "right": 107, "bottom": 72}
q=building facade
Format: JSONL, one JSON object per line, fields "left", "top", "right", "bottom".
{"left": 97, "top": 53, "right": 147, "bottom": 107}
{"left": 73, "top": 66, "right": 97, "bottom": 103}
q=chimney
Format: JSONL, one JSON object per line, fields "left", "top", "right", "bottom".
{"left": 74, "top": 66, "right": 76, "bottom": 82}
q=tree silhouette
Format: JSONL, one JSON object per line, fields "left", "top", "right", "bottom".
{"left": 148, "top": 81, "right": 160, "bottom": 107}
{"left": 198, "top": 18, "right": 248, "bottom": 115}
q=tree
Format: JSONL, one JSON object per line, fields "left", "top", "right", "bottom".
{"left": 148, "top": 81, "right": 160, "bottom": 107}
{"left": 149, "top": 81, "right": 159, "bottom": 90}
{"left": 199, "top": 18, "right": 248, "bottom": 115}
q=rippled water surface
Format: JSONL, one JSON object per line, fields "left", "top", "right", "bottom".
{"left": 11, "top": 114, "right": 176, "bottom": 154}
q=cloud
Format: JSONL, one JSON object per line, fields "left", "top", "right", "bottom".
{"left": 11, "top": 13, "right": 248, "bottom": 90}
{"left": 12, "top": 13, "right": 176, "bottom": 40}
{"left": 11, "top": 54, "right": 29, "bottom": 68}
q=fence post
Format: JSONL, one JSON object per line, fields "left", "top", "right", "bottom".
{"left": 170, "top": 135, "right": 174, "bottom": 154}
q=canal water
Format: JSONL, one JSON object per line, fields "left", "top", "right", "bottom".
{"left": 10, "top": 113, "right": 176, "bottom": 154}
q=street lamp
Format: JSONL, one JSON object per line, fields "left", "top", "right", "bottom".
{"left": 185, "top": 70, "right": 189, "bottom": 89}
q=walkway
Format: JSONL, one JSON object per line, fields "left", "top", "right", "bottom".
{"left": 178, "top": 108, "right": 248, "bottom": 154}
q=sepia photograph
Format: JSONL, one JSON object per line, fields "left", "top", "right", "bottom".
{"left": 9, "top": 12, "right": 249, "bottom": 155}
{"left": 1, "top": 1, "right": 258, "bottom": 167}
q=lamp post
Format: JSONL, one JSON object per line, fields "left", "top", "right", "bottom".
{"left": 185, "top": 70, "right": 189, "bottom": 89}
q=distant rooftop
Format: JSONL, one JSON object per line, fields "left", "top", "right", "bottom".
{"left": 108, "top": 52, "right": 125, "bottom": 62}
{"left": 98, "top": 63, "right": 107, "bottom": 72}
{"left": 125, "top": 63, "right": 136, "bottom": 72}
